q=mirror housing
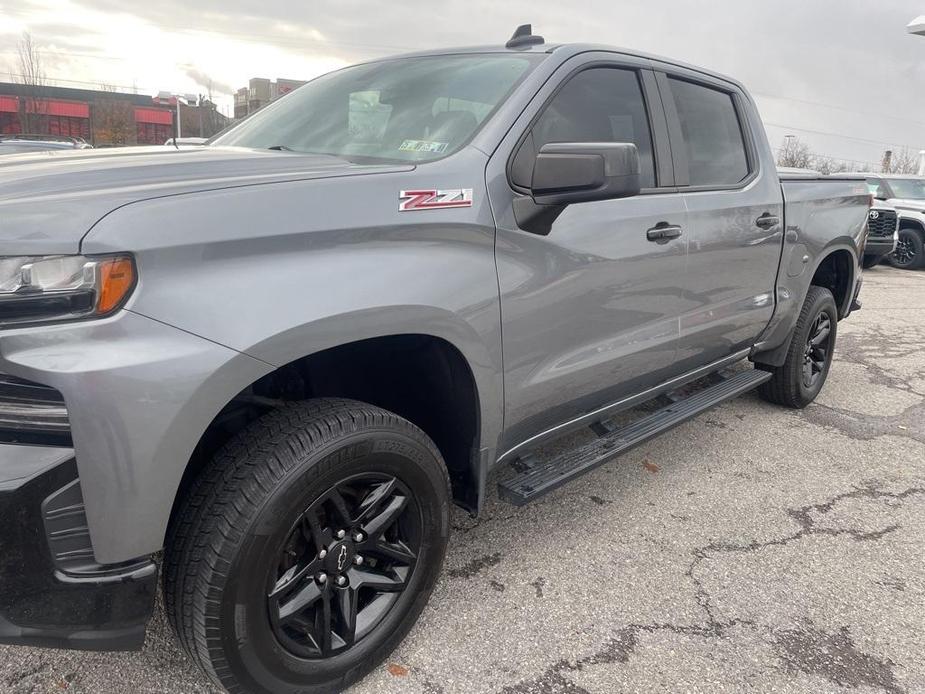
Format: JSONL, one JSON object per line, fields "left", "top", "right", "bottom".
{"left": 513, "top": 142, "right": 642, "bottom": 234}
{"left": 531, "top": 142, "right": 641, "bottom": 205}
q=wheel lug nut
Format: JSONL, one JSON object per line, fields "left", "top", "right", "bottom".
{"left": 316, "top": 572, "right": 327, "bottom": 584}
{"left": 354, "top": 555, "right": 363, "bottom": 566}
{"left": 335, "top": 575, "right": 347, "bottom": 586}
{"left": 336, "top": 529, "right": 346, "bottom": 539}
{"left": 353, "top": 532, "right": 364, "bottom": 543}
{"left": 318, "top": 549, "right": 327, "bottom": 559}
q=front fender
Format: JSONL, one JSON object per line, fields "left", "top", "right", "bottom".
{"left": 244, "top": 305, "right": 503, "bottom": 451}
{"left": 0, "top": 310, "right": 272, "bottom": 564}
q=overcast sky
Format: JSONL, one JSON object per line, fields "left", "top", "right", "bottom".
{"left": 2, "top": 0, "right": 923, "bottom": 166}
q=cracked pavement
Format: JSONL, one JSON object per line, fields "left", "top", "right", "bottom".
{"left": 2, "top": 265, "right": 924, "bottom": 693}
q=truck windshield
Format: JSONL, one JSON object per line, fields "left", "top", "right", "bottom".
{"left": 212, "top": 54, "right": 542, "bottom": 164}
{"left": 885, "top": 178, "right": 925, "bottom": 200}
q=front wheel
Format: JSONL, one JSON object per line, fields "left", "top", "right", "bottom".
{"left": 758, "top": 285, "right": 837, "bottom": 408}
{"left": 163, "top": 399, "right": 451, "bottom": 694}
{"left": 888, "top": 228, "right": 925, "bottom": 269}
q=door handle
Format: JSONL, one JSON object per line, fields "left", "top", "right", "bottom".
{"left": 755, "top": 213, "right": 780, "bottom": 230}
{"left": 646, "top": 223, "right": 683, "bottom": 243}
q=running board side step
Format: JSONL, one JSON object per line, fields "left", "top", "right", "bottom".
{"left": 498, "top": 369, "right": 771, "bottom": 505}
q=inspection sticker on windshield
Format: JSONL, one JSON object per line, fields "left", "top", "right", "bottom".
{"left": 398, "top": 139, "right": 449, "bottom": 154}
{"left": 399, "top": 189, "right": 473, "bottom": 211}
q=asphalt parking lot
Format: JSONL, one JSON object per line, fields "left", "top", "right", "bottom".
{"left": 2, "top": 264, "right": 924, "bottom": 694}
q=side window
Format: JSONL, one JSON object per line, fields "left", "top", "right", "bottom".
{"left": 511, "top": 67, "right": 657, "bottom": 189}
{"left": 667, "top": 77, "right": 749, "bottom": 187}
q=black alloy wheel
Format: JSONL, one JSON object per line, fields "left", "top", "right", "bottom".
{"left": 164, "top": 399, "right": 451, "bottom": 694}
{"left": 892, "top": 235, "right": 916, "bottom": 266}
{"left": 889, "top": 228, "right": 924, "bottom": 269}
{"left": 268, "top": 474, "right": 421, "bottom": 659}
{"left": 801, "top": 311, "right": 831, "bottom": 389}
{"left": 757, "top": 285, "right": 838, "bottom": 408}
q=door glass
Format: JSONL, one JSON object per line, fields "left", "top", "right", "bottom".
{"left": 519, "top": 68, "right": 656, "bottom": 188}
{"left": 668, "top": 78, "right": 749, "bottom": 186}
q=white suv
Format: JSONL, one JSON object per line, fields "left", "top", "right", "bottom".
{"left": 866, "top": 174, "right": 925, "bottom": 269}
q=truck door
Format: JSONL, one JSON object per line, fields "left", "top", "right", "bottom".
{"left": 486, "top": 56, "right": 689, "bottom": 451}
{"left": 655, "top": 68, "right": 784, "bottom": 373}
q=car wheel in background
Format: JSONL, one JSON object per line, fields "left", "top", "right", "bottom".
{"left": 888, "top": 228, "right": 925, "bottom": 269}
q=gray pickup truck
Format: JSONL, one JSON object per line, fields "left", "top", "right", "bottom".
{"left": 0, "top": 26, "right": 869, "bottom": 694}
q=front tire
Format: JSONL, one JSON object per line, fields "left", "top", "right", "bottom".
{"left": 888, "top": 227, "right": 925, "bottom": 269}
{"left": 758, "top": 286, "right": 837, "bottom": 409}
{"left": 163, "top": 399, "right": 451, "bottom": 694}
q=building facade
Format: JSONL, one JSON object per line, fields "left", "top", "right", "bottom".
{"left": 233, "top": 77, "right": 307, "bottom": 119}
{"left": 0, "top": 83, "right": 229, "bottom": 146}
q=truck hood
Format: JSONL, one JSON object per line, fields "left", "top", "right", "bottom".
{"left": 890, "top": 198, "right": 925, "bottom": 214}
{"left": 0, "top": 146, "right": 409, "bottom": 255}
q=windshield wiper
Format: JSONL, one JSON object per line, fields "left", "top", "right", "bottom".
{"left": 267, "top": 144, "right": 295, "bottom": 152}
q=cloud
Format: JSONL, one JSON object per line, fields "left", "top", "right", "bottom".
{"left": 180, "top": 64, "right": 234, "bottom": 96}
{"left": 9, "top": 0, "right": 925, "bottom": 162}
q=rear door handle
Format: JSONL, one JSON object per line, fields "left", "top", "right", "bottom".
{"left": 646, "top": 223, "right": 683, "bottom": 243}
{"left": 755, "top": 213, "right": 780, "bottom": 230}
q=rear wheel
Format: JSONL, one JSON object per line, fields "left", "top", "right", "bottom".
{"left": 163, "top": 399, "right": 451, "bottom": 694}
{"left": 758, "top": 286, "right": 837, "bottom": 409}
{"left": 888, "top": 228, "right": 925, "bottom": 269}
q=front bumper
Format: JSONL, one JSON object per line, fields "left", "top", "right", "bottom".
{"left": 0, "top": 444, "right": 156, "bottom": 651}
{"left": 864, "top": 238, "right": 896, "bottom": 257}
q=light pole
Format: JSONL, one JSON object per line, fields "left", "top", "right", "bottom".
{"left": 175, "top": 94, "right": 198, "bottom": 138}
{"left": 911, "top": 17, "right": 925, "bottom": 173}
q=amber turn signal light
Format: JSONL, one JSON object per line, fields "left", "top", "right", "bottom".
{"left": 96, "top": 256, "right": 136, "bottom": 313}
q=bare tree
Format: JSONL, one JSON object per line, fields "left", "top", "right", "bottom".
{"left": 777, "top": 136, "right": 813, "bottom": 169}
{"left": 92, "top": 84, "right": 135, "bottom": 146}
{"left": 15, "top": 32, "right": 47, "bottom": 133}
{"left": 811, "top": 156, "right": 848, "bottom": 175}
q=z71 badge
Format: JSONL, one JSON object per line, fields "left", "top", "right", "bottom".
{"left": 399, "top": 189, "right": 473, "bottom": 211}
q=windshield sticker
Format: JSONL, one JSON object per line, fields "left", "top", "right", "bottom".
{"left": 399, "top": 139, "right": 449, "bottom": 154}
{"left": 399, "top": 189, "right": 473, "bottom": 211}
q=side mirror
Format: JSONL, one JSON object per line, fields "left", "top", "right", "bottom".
{"left": 532, "top": 142, "right": 641, "bottom": 205}
{"left": 513, "top": 142, "right": 641, "bottom": 234}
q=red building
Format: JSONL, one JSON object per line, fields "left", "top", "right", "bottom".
{"left": 0, "top": 83, "right": 175, "bottom": 145}
{"left": 132, "top": 107, "right": 173, "bottom": 145}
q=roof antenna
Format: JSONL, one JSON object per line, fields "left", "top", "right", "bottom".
{"left": 506, "top": 24, "right": 544, "bottom": 49}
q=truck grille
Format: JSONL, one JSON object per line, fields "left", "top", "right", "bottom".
{"left": 0, "top": 373, "right": 71, "bottom": 445}
{"left": 867, "top": 209, "right": 897, "bottom": 238}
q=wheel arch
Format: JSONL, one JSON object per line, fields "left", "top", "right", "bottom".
{"left": 165, "top": 330, "right": 492, "bottom": 551}
{"left": 898, "top": 215, "right": 925, "bottom": 234}
{"left": 751, "top": 243, "right": 857, "bottom": 368}
{"left": 808, "top": 245, "right": 856, "bottom": 319}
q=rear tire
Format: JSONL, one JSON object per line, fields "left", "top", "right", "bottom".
{"left": 758, "top": 286, "right": 837, "bottom": 409}
{"left": 163, "top": 398, "right": 451, "bottom": 694}
{"left": 888, "top": 227, "right": 925, "bottom": 269}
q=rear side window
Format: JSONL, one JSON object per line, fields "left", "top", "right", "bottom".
{"left": 512, "top": 67, "right": 656, "bottom": 189}
{"left": 668, "top": 77, "right": 749, "bottom": 187}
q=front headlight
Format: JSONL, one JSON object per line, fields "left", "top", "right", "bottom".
{"left": 0, "top": 254, "right": 136, "bottom": 327}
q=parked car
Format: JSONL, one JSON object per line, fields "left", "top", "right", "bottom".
{"left": 0, "top": 134, "right": 91, "bottom": 155}
{"left": 865, "top": 174, "right": 925, "bottom": 269}
{"left": 0, "top": 26, "right": 869, "bottom": 694}
{"left": 164, "top": 137, "right": 208, "bottom": 146}
{"left": 862, "top": 205, "right": 899, "bottom": 268}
